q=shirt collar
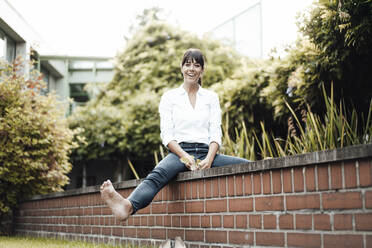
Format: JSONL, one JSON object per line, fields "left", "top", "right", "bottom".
{"left": 178, "top": 84, "right": 206, "bottom": 96}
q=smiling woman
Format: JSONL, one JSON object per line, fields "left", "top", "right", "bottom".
{"left": 99, "top": 48, "right": 251, "bottom": 221}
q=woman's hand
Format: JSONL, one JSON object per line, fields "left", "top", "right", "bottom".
{"left": 180, "top": 153, "right": 196, "bottom": 170}
{"left": 198, "top": 157, "right": 213, "bottom": 170}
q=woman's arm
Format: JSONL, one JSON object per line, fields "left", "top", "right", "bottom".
{"left": 199, "top": 141, "right": 219, "bottom": 169}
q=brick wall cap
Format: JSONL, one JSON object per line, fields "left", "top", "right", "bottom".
{"left": 24, "top": 143, "right": 372, "bottom": 201}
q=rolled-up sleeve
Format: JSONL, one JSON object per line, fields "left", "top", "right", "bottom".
{"left": 209, "top": 92, "right": 222, "bottom": 146}
{"left": 159, "top": 92, "right": 175, "bottom": 147}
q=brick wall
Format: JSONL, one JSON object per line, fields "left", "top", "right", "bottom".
{"left": 14, "top": 144, "right": 372, "bottom": 247}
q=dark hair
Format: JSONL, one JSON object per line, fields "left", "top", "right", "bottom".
{"left": 181, "top": 48, "right": 205, "bottom": 85}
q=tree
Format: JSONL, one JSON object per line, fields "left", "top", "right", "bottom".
{"left": 0, "top": 60, "right": 77, "bottom": 230}
{"left": 69, "top": 18, "right": 242, "bottom": 176}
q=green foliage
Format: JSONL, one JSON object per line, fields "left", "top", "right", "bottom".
{"left": 0, "top": 236, "right": 142, "bottom": 248}
{"left": 223, "top": 86, "right": 372, "bottom": 160}
{"left": 0, "top": 60, "right": 77, "bottom": 221}
{"left": 214, "top": 0, "right": 372, "bottom": 152}
{"left": 69, "top": 17, "right": 242, "bottom": 169}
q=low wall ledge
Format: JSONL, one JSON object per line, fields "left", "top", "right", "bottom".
{"left": 26, "top": 143, "right": 372, "bottom": 201}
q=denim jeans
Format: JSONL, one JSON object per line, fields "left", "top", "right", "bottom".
{"left": 127, "top": 142, "right": 250, "bottom": 213}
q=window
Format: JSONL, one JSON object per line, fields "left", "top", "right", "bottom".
{"left": 0, "top": 33, "right": 5, "bottom": 61}
{"left": 70, "top": 83, "right": 89, "bottom": 103}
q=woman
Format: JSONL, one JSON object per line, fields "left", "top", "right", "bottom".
{"left": 100, "top": 48, "right": 250, "bottom": 221}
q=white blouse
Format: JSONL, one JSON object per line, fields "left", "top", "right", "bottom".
{"left": 159, "top": 84, "right": 222, "bottom": 147}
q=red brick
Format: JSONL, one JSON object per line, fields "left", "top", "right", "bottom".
{"left": 148, "top": 216, "right": 155, "bottom": 226}
{"left": 164, "top": 216, "right": 171, "bottom": 227}
{"left": 198, "top": 180, "right": 205, "bottom": 198}
{"left": 227, "top": 175, "right": 234, "bottom": 196}
{"left": 206, "top": 230, "right": 227, "bottom": 243}
{"left": 355, "top": 213, "right": 372, "bottom": 230}
{"left": 255, "top": 196, "right": 284, "bottom": 211}
{"left": 287, "top": 233, "right": 321, "bottom": 248}
{"left": 151, "top": 203, "right": 167, "bottom": 214}
{"left": 272, "top": 170, "right": 282, "bottom": 193}
{"left": 205, "top": 179, "right": 212, "bottom": 198}
{"left": 191, "top": 215, "right": 200, "bottom": 227}
{"left": 186, "top": 229, "right": 204, "bottom": 241}
{"left": 244, "top": 174, "right": 252, "bottom": 195}
{"left": 359, "top": 159, "right": 372, "bottom": 187}
{"left": 235, "top": 214, "right": 247, "bottom": 228}
{"left": 201, "top": 215, "right": 210, "bottom": 228}
{"left": 334, "top": 214, "right": 352, "bottom": 230}
{"left": 192, "top": 181, "right": 198, "bottom": 199}
{"left": 212, "top": 178, "right": 219, "bottom": 197}
{"left": 167, "top": 201, "right": 184, "bottom": 214}
{"left": 253, "top": 173, "right": 261, "bottom": 194}
{"left": 263, "top": 214, "right": 276, "bottom": 229}
{"left": 305, "top": 166, "right": 316, "bottom": 191}
{"left": 286, "top": 194, "right": 320, "bottom": 210}
{"left": 229, "top": 198, "right": 253, "bottom": 212}
{"left": 206, "top": 199, "right": 226, "bottom": 213}
{"left": 296, "top": 214, "right": 312, "bottom": 230}
{"left": 262, "top": 172, "right": 271, "bottom": 194}
{"left": 322, "top": 192, "right": 362, "bottom": 209}
{"left": 133, "top": 216, "right": 140, "bottom": 226}
{"left": 167, "top": 228, "right": 184, "bottom": 239}
{"left": 155, "top": 216, "right": 163, "bottom": 226}
{"left": 317, "top": 165, "right": 329, "bottom": 191}
{"left": 324, "top": 234, "right": 363, "bottom": 248}
{"left": 293, "top": 167, "right": 304, "bottom": 192}
{"left": 219, "top": 177, "right": 227, "bottom": 197}
{"left": 137, "top": 228, "right": 150, "bottom": 238}
{"left": 249, "top": 214, "right": 261, "bottom": 229}
{"left": 367, "top": 235, "right": 372, "bottom": 248}
{"left": 186, "top": 201, "right": 204, "bottom": 213}
{"left": 102, "top": 227, "right": 111, "bottom": 235}
{"left": 172, "top": 216, "right": 180, "bottom": 227}
{"left": 181, "top": 216, "right": 190, "bottom": 227}
{"left": 256, "top": 232, "right": 284, "bottom": 247}
{"left": 279, "top": 214, "right": 293, "bottom": 229}
{"left": 235, "top": 175, "right": 243, "bottom": 196}
{"left": 283, "top": 168, "right": 293, "bottom": 193}
{"left": 212, "top": 215, "right": 221, "bottom": 227}
{"left": 229, "top": 231, "right": 253, "bottom": 245}
{"left": 331, "top": 163, "right": 343, "bottom": 189}
{"left": 179, "top": 182, "right": 186, "bottom": 200}
{"left": 366, "top": 191, "right": 372, "bottom": 208}
{"left": 314, "top": 214, "right": 331, "bottom": 230}
{"left": 223, "top": 215, "right": 234, "bottom": 228}
{"left": 344, "top": 161, "right": 357, "bottom": 188}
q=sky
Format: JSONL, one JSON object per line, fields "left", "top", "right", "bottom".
{"left": 10, "top": 0, "right": 314, "bottom": 58}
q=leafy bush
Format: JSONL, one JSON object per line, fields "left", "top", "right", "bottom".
{"left": 0, "top": 60, "right": 77, "bottom": 226}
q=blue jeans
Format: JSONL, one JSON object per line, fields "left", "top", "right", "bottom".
{"left": 127, "top": 142, "right": 250, "bottom": 213}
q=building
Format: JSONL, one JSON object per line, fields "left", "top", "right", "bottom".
{"left": 0, "top": 0, "right": 114, "bottom": 112}
{"left": 1, "top": 0, "right": 116, "bottom": 189}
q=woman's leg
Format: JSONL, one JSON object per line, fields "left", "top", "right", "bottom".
{"left": 101, "top": 153, "right": 187, "bottom": 220}
{"left": 127, "top": 152, "right": 188, "bottom": 213}
{"left": 211, "top": 154, "right": 250, "bottom": 167}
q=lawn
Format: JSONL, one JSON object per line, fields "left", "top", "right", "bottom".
{"left": 0, "top": 236, "right": 128, "bottom": 248}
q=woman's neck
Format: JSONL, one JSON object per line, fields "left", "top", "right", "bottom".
{"left": 183, "top": 81, "right": 199, "bottom": 94}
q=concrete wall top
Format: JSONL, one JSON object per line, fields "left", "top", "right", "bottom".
{"left": 27, "top": 143, "right": 372, "bottom": 201}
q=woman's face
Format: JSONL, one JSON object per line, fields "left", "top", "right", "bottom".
{"left": 181, "top": 58, "right": 204, "bottom": 84}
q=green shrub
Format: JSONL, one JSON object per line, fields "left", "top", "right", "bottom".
{"left": 0, "top": 60, "right": 77, "bottom": 227}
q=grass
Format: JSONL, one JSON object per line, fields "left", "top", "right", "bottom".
{"left": 0, "top": 236, "right": 128, "bottom": 248}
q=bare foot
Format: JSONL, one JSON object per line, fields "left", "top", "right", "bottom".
{"left": 100, "top": 180, "right": 133, "bottom": 221}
